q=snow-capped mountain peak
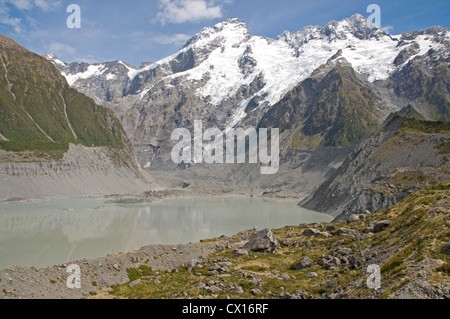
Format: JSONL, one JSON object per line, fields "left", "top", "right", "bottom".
{"left": 44, "top": 15, "right": 449, "bottom": 170}
{"left": 43, "top": 53, "right": 66, "bottom": 67}
{"left": 184, "top": 18, "right": 250, "bottom": 48}
{"left": 47, "top": 15, "right": 449, "bottom": 129}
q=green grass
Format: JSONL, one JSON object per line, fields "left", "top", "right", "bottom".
{"left": 0, "top": 39, "right": 126, "bottom": 161}
{"left": 398, "top": 114, "right": 450, "bottom": 135}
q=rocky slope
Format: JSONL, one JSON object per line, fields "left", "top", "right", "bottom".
{"left": 0, "top": 35, "right": 154, "bottom": 199}
{"left": 0, "top": 143, "right": 153, "bottom": 199}
{"left": 300, "top": 113, "right": 450, "bottom": 220}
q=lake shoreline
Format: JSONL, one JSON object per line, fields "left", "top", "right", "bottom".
{"left": 0, "top": 194, "right": 331, "bottom": 271}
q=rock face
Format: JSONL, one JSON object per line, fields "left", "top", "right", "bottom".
{"left": 243, "top": 229, "right": 280, "bottom": 252}
{"left": 43, "top": 54, "right": 137, "bottom": 105}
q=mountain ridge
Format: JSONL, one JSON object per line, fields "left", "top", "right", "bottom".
{"left": 300, "top": 113, "right": 450, "bottom": 220}
{"left": 45, "top": 16, "right": 449, "bottom": 171}
{"left": 0, "top": 34, "right": 154, "bottom": 199}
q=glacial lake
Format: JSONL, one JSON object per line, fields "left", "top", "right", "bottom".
{"left": 0, "top": 196, "right": 332, "bottom": 270}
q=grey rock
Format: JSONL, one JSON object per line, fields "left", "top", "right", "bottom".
{"left": 302, "top": 228, "right": 331, "bottom": 238}
{"left": 337, "top": 228, "right": 356, "bottom": 236}
{"left": 250, "top": 288, "right": 262, "bottom": 296}
{"left": 336, "top": 247, "right": 352, "bottom": 256}
{"left": 195, "top": 282, "right": 206, "bottom": 289}
{"left": 293, "top": 256, "right": 314, "bottom": 270}
{"left": 306, "top": 272, "right": 318, "bottom": 278}
{"left": 208, "top": 270, "right": 220, "bottom": 276}
{"left": 218, "top": 261, "right": 232, "bottom": 267}
{"left": 243, "top": 228, "right": 280, "bottom": 252}
{"left": 442, "top": 243, "right": 450, "bottom": 255}
{"left": 302, "top": 240, "right": 313, "bottom": 248}
{"left": 318, "top": 256, "right": 341, "bottom": 270}
{"left": 206, "top": 285, "right": 222, "bottom": 293}
{"left": 347, "top": 214, "right": 360, "bottom": 222}
{"left": 374, "top": 220, "right": 393, "bottom": 233}
{"left": 186, "top": 259, "right": 199, "bottom": 272}
{"left": 347, "top": 255, "right": 363, "bottom": 269}
{"left": 234, "top": 286, "right": 244, "bottom": 295}
{"left": 153, "top": 279, "right": 161, "bottom": 285}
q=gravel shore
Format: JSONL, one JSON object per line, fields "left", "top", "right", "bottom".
{"left": 0, "top": 241, "right": 220, "bottom": 299}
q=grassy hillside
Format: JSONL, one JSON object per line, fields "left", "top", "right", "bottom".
{"left": 0, "top": 35, "right": 125, "bottom": 160}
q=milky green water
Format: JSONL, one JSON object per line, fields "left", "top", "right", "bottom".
{"left": 0, "top": 196, "right": 331, "bottom": 269}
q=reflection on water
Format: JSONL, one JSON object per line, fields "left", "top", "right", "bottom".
{"left": 0, "top": 196, "right": 332, "bottom": 269}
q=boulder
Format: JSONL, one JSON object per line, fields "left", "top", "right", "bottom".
{"left": 374, "top": 220, "right": 392, "bottom": 233}
{"left": 337, "top": 228, "right": 356, "bottom": 236}
{"left": 195, "top": 282, "right": 206, "bottom": 289}
{"left": 130, "top": 256, "right": 140, "bottom": 263}
{"left": 292, "top": 256, "right": 314, "bottom": 270}
{"left": 234, "top": 286, "right": 244, "bottom": 295}
{"left": 206, "top": 285, "right": 222, "bottom": 293}
{"left": 335, "top": 247, "right": 352, "bottom": 256}
{"left": 243, "top": 228, "right": 280, "bottom": 252}
{"left": 302, "top": 228, "right": 331, "bottom": 238}
{"left": 186, "top": 259, "right": 199, "bottom": 272}
{"left": 302, "top": 228, "right": 319, "bottom": 236}
{"left": 318, "top": 256, "right": 341, "bottom": 270}
{"left": 347, "top": 214, "right": 360, "bottom": 222}
{"left": 442, "top": 243, "right": 450, "bottom": 255}
{"left": 250, "top": 288, "right": 262, "bottom": 296}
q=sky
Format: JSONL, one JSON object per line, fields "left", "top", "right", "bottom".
{"left": 0, "top": 0, "right": 449, "bottom": 66}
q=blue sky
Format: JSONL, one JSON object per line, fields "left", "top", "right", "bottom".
{"left": 0, "top": 0, "right": 449, "bottom": 66}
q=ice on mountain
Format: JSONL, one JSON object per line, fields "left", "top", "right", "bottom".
{"left": 64, "top": 64, "right": 107, "bottom": 86}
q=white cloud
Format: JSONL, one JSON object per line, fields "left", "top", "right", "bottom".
{"left": 48, "top": 41, "right": 76, "bottom": 56}
{"left": 381, "top": 25, "right": 394, "bottom": 34}
{"left": 34, "top": 0, "right": 62, "bottom": 12}
{"left": 156, "top": 0, "right": 226, "bottom": 25}
{"left": 0, "top": 16, "right": 22, "bottom": 33}
{"left": 74, "top": 55, "right": 105, "bottom": 64}
{"left": 9, "top": 0, "right": 33, "bottom": 10}
{"left": 2, "top": 0, "right": 60, "bottom": 11}
{"left": 152, "top": 33, "right": 192, "bottom": 45}
{"left": 0, "top": 0, "right": 62, "bottom": 33}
